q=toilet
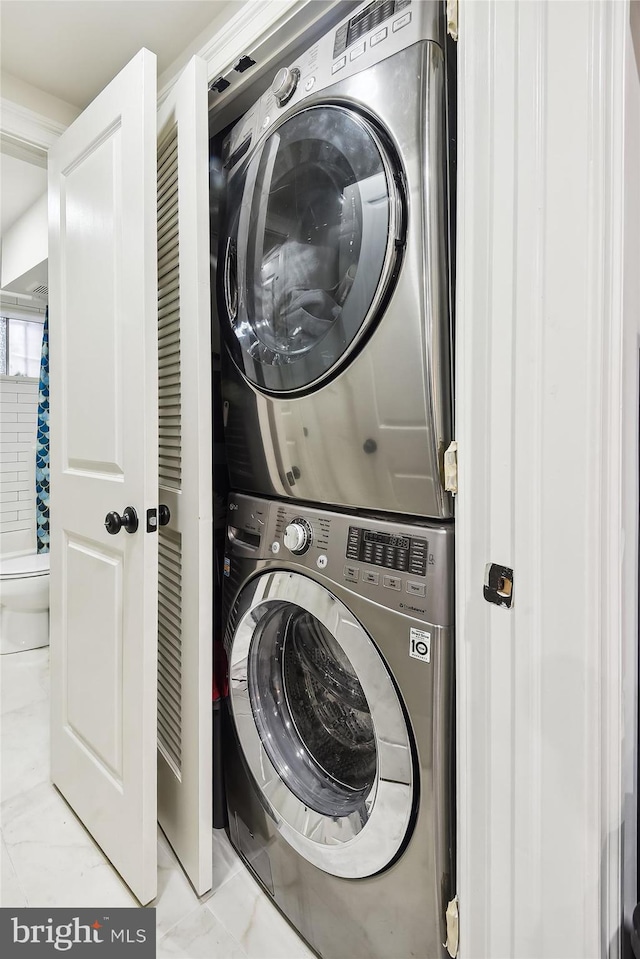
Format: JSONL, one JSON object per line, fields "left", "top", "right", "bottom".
{"left": 0, "top": 552, "right": 50, "bottom": 654}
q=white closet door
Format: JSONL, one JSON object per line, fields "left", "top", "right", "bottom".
{"left": 156, "top": 55, "right": 213, "bottom": 896}
{"left": 48, "top": 50, "right": 159, "bottom": 904}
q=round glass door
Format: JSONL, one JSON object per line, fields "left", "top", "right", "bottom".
{"left": 221, "top": 106, "right": 404, "bottom": 394}
{"left": 228, "top": 571, "right": 415, "bottom": 879}
{"left": 249, "top": 602, "right": 377, "bottom": 819}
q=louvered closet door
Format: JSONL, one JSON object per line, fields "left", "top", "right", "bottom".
{"left": 156, "top": 55, "right": 213, "bottom": 896}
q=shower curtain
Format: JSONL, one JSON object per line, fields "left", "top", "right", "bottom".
{"left": 36, "top": 308, "right": 49, "bottom": 553}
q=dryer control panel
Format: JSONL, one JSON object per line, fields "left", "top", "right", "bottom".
{"left": 223, "top": 0, "right": 442, "bottom": 172}
{"left": 226, "top": 492, "right": 454, "bottom": 627}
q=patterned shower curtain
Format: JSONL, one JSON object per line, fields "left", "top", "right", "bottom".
{"left": 36, "top": 308, "right": 49, "bottom": 553}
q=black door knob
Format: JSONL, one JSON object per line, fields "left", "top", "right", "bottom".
{"left": 104, "top": 506, "right": 139, "bottom": 535}
{"left": 158, "top": 505, "right": 171, "bottom": 526}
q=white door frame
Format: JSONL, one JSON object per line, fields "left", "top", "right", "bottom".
{"left": 455, "top": 1, "right": 639, "bottom": 955}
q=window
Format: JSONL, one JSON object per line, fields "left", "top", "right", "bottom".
{"left": 0, "top": 315, "right": 44, "bottom": 377}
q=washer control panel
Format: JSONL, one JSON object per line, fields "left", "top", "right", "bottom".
{"left": 346, "top": 526, "right": 427, "bottom": 575}
{"left": 226, "top": 493, "right": 454, "bottom": 627}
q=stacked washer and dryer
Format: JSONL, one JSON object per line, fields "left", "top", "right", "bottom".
{"left": 217, "top": 2, "right": 455, "bottom": 956}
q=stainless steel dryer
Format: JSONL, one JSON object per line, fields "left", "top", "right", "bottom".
{"left": 222, "top": 492, "right": 454, "bottom": 959}
{"left": 218, "top": 0, "right": 452, "bottom": 519}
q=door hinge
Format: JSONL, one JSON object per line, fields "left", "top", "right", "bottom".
{"left": 446, "top": 0, "right": 459, "bottom": 41}
{"left": 445, "top": 895, "right": 459, "bottom": 957}
{"left": 444, "top": 440, "right": 458, "bottom": 494}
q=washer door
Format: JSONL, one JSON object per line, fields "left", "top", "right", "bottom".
{"left": 227, "top": 571, "right": 415, "bottom": 879}
{"left": 221, "top": 105, "right": 404, "bottom": 394}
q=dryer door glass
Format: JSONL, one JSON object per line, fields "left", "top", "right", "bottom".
{"left": 222, "top": 105, "right": 403, "bottom": 394}
{"left": 228, "top": 572, "right": 415, "bottom": 879}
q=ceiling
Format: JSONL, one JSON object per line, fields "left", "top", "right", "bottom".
{"left": 0, "top": 0, "right": 239, "bottom": 272}
{"left": 0, "top": 0, "right": 238, "bottom": 109}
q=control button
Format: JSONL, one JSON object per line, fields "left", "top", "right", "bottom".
{"left": 304, "top": 76, "right": 316, "bottom": 92}
{"left": 383, "top": 575, "right": 402, "bottom": 591}
{"left": 350, "top": 42, "right": 366, "bottom": 61}
{"left": 346, "top": 548, "right": 359, "bottom": 560}
{"left": 392, "top": 12, "right": 412, "bottom": 32}
{"left": 271, "top": 66, "right": 300, "bottom": 105}
{"left": 317, "top": 555, "right": 328, "bottom": 569}
{"left": 271, "top": 541, "right": 280, "bottom": 554}
{"left": 406, "top": 581, "right": 426, "bottom": 597}
{"left": 370, "top": 27, "right": 387, "bottom": 46}
{"left": 344, "top": 565, "right": 359, "bottom": 583}
{"left": 284, "top": 520, "right": 311, "bottom": 554}
{"left": 362, "top": 571, "right": 380, "bottom": 586}
{"left": 332, "top": 56, "right": 347, "bottom": 74}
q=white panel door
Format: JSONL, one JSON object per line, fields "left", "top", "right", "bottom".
{"left": 48, "top": 49, "right": 159, "bottom": 905}
{"left": 156, "top": 55, "right": 213, "bottom": 897}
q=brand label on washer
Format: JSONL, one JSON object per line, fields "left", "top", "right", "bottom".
{"left": 223, "top": 556, "right": 230, "bottom": 577}
{"left": 409, "top": 628, "right": 431, "bottom": 663}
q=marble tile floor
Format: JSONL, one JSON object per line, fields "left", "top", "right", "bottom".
{"left": 0, "top": 647, "right": 314, "bottom": 959}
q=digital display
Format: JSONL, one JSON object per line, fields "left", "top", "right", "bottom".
{"left": 347, "top": 1, "right": 396, "bottom": 45}
{"left": 333, "top": 0, "right": 411, "bottom": 58}
{"left": 363, "top": 530, "right": 410, "bottom": 550}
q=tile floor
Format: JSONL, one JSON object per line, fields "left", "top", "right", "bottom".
{"left": 0, "top": 647, "right": 314, "bottom": 958}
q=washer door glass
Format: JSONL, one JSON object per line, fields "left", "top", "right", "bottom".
{"left": 249, "top": 602, "right": 377, "bottom": 819}
{"left": 228, "top": 572, "right": 415, "bottom": 879}
{"left": 221, "top": 105, "right": 402, "bottom": 394}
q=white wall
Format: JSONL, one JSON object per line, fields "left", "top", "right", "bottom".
{"left": 0, "top": 375, "right": 38, "bottom": 552}
{"left": 1, "top": 191, "right": 47, "bottom": 291}
{"left": 0, "top": 72, "right": 80, "bottom": 128}
{"left": 456, "top": 1, "right": 638, "bottom": 956}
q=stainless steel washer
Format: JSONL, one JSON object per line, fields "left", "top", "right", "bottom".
{"left": 218, "top": 0, "right": 452, "bottom": 519}
{"left": 223, "top": 492, "right": 454, "bottom": 958}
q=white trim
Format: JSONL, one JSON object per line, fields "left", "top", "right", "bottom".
{"left": 456, "top": 1, "right": 635, "bottom": 955}
{"left": 0, "top": 134, "right": 47, "bottom": 168}
{"left": 619, "top": 0, "right": 640, "bottom": 936}
{"left": 0, "top": 310, "right": 45, "bottom": 323}
{"left": 0, "top": 98, "right": 67, "bottom": 152}
{"left": 0, "top": 373, "right": 39, "bottom": 384}
{"left": 199, "top": 0, "right": 306, "bottom": 77}
{"left": 158, "top": 0, "right": 347, "bottom": 117}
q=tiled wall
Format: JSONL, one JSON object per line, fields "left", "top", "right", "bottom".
{"left": 0, "top": 375, "right": 38, "bottom": 550}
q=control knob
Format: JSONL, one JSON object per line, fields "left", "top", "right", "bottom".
{"left": 271, "top": 66, "right": 300, "bottom": 106}
{"left": 284, "top": 520, "right": 311, "bottom": 554}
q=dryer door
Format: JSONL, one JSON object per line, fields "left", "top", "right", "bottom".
{"left": 221, "top": 105, "right": 404, "bottom": 394}
{"left": 227, "top": 571, "right": 416, "bottom": 879}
